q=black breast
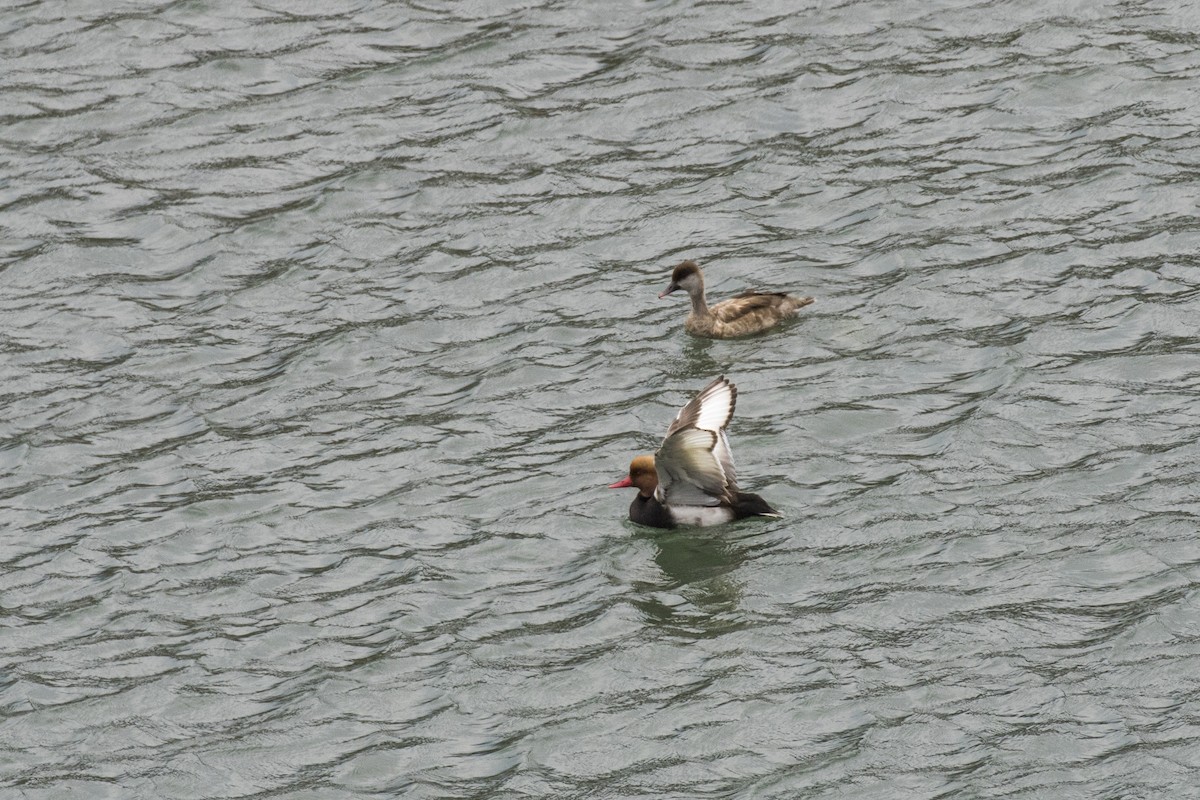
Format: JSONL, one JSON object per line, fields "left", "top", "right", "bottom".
{"left": 629, "top": 494, "right": 674, "bottom": 529}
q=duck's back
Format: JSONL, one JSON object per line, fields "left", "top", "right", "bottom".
{"left": 687, "top": 292, "right": 814, "bottom": 338}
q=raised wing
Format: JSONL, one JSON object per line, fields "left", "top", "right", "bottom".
{"left": 655, "top": 376, "right": 740, "bottom": 507}
{"left": 665, "top": 375, "right": 737, "bottom": 438}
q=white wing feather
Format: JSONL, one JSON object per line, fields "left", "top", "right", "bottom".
{"left": 655, "top": 376, "right": 741, "bottom": 507}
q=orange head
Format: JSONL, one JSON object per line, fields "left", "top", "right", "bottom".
{"left": 607, "top": 454, "right": 659, "bottom": 497}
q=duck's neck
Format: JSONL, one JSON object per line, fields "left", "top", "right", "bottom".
{"left": 688, "top": 286, "right": 711, "bottom": 318}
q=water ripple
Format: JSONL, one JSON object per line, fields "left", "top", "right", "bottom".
{"left": 3, "top": 0, "right": 1200, "bottom": 798}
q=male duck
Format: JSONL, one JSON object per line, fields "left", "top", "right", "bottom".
{"left": 608, "top": 376, "right": 780, "bottom": 528}
{"left": 659, "top": 260, "right": 813, "bottom": 338}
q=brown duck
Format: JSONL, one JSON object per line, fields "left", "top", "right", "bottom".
{"left": 659, "top": 260, "right": 814, "bottom": 338}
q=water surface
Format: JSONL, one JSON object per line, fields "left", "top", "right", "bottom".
{"left": 3, "top": 0, "right": 1200, "bottom": 797}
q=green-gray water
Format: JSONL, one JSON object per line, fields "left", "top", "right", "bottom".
{"left": 3, "top": 1, "right": 1200, "bottom": 797}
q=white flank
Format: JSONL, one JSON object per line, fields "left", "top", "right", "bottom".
{"left": 668, "top": 505, "right": 736, "bottom": 527}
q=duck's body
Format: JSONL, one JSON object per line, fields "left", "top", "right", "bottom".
{"left": 660, "top": 260, "right": 813, "bottom": 338}
{"left": 608, "top": 376, "right": 781, "bottom": 529}
{"left": 625, "top": 488, "right": 778, "bottom": 529}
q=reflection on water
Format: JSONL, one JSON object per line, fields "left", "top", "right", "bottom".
{"left": 644, "top": 525, "right": 750, "bottom": 616}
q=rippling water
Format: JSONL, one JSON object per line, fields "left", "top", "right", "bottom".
{"left": 4, "top": 0, "right": 1200, "bottom": 797}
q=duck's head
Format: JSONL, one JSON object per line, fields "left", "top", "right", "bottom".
{"left": 607, "top": 454, "right": 658, "bottom": 497}
{"left": 659, "top": 260, "right": 703, "bottom": 299}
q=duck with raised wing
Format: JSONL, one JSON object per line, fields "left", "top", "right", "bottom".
{"left": 659, "top": 260, "right": 814, "bottom": 338}
{"left": 608, "top": 376, "right": 781, "bottom": 528}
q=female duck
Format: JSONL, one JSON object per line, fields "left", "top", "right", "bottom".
{"left": 608, "top": 376, "right": 780, "bottom": 528}
{"left": 659, "top": 260, "right": 813, "bottom": 338}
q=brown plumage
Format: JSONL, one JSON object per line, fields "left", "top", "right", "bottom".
{"left": 658, "top": 260, "right": 814, "bottom": 338}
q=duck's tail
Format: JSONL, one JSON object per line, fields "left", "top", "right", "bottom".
{"left": 733, "top": 491, "right": 782, "bottom": 519}
{"left": 787, "top": 295, "right": 815, "bottom": 313}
